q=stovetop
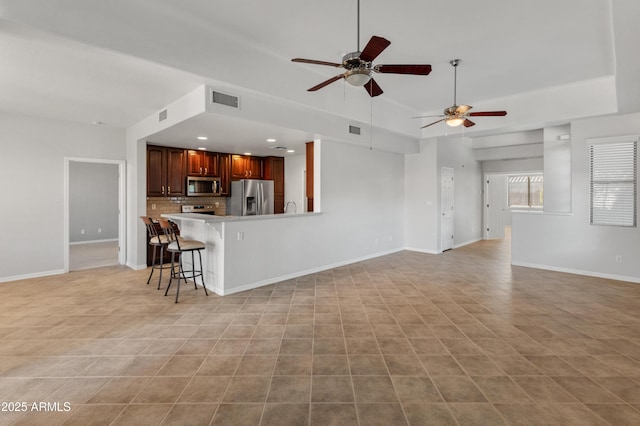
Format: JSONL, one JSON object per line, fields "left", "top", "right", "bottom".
{"left": 181, "top": 205, "right": 216, "bottom": 215}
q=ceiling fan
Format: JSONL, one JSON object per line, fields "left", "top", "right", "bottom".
{"left": 291, "top": 0, "right": 431, "bottom": 97}
{"left": 416, "top": 59, "right": 507, "bottom": 128}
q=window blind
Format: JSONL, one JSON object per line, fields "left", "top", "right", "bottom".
{"left": 590, "top": 141, "right": 637, "bottom": 227}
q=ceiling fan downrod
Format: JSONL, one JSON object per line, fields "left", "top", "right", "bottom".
{"left": 451, "top": 59, "right": 460, "bottom": 106}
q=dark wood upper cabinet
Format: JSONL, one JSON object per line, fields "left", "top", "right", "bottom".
{"left": 264, "top": 156, "right": 285, "bottom": 213}
{"left": 231, "top": 155, "right": 263, "bottom": 179}
{"left": 187, "top": 150, "right": 219, "bottom": 177}
{"left": 147, "top": 145, "right": 186, "bottom": 197}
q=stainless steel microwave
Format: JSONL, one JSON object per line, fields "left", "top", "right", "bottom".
{"left": 186, "top": 176, "right": 221, "bottom": 196}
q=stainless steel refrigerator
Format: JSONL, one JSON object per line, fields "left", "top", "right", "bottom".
{"left": 226, "top": 179, "right": 274, "bottom": 216}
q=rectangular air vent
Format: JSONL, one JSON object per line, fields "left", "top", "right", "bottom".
{"left": 158, "top": 109, "right": 168, "bottom": 122}
{"left": 349, "top": 125, "right": 361, "bottom": 135}
{"left": 211, "top": 89, "right": 239, "bottom": 109}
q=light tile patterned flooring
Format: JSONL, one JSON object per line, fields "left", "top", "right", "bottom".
{"left": 2, "top": 236, "right": 640, "bottom": 425}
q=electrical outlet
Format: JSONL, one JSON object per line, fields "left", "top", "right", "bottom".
{"left": 98, "top": 228, "right": 102, "bottom": 233}
{"left": 237, "top": 231, "right": 244, "bottom": 241}
{"left": 616, "top": 255, "right": 623, "bottom": 263}
{"left": 214, "top": 202, "right": 220, "bottom": 207}
{"left": 80, "top": 229, "right": 85, "bottom": 235}
{"left": 151, "top": 203, "right": 156, "bottom": 210}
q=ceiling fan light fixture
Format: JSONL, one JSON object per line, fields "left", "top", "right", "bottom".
{"left": 344, "top": 68, "right": 371, "bottom": 86}
{"left": 445, "top": 117, "right": 464, "bottom": 127}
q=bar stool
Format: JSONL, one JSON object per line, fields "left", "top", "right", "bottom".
{"left": 158, "top": 219, "right": 209, "bottom": 303}
{"left": 140, "top": 216, "right": 172, "bottom": 289}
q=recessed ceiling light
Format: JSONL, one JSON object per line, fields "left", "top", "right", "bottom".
{"left": 287, "top": 149, "right": 295, "bottom": 153}
{"left": 197, "top": 136, "right": 208, "bottom": 140}
{"left": 266, "top": 138, "right": 276, "bottom": 142}
{"left": 198, "top": 147, "right": 207, "bottom": 151}
{"left": 244, "top": 152, "right": 252, "bottom": 156}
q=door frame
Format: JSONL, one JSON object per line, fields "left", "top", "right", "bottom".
{"left": 64, "top": 157, "right": 126, "bottom": 272}
{"left": 440, "top": 167, "right": 454, "bottom": 252}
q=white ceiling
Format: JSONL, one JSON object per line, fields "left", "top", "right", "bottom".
{"left": 0, "top": 0, "right": 628, "bottom": 151}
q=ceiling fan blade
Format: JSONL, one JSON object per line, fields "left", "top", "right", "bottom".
{"left": 455, "top": 105, "right": 472, "bottom": 114}
{"left": 463, "top": 119, "right": 476, "bottom": 127}
{"left": 374, "top": 64, "right": 432, "bottom": 75}
{"left": 421, "top": 119, "right": 445, "bottom": 129}
{"left": 359, "top": 36, "right": 391, "bottom": 62}
{"left": 292, "top": 58, "right": 343, "bottom": 67}
{"left": 412, "top": 114, "right": 445, "bottom": 119}
{"left": 363, "top": 78, "right": 383, "bottom": 97}
{"left": 308, "top": 74, "right": 344, "bottom": 91}
{"left": 468, "top": 111, "right": 508, "bottom": 117}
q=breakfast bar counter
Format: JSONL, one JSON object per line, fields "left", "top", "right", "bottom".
{"left": 161, "top": 212, "right": 321, "bottom": 295}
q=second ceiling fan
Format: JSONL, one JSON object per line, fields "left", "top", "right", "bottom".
{"left": 416, "top": 59, "right": 507, "bottom": 128}
{"left": 291, "top": 0, "right": 432, "bottom": 97}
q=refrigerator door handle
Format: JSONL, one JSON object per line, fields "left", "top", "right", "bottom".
{"left": 257, "top": 182, "right": 263, "bottom": 215}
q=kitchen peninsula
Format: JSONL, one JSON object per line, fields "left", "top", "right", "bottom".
{"left": 161, "top": 211, "right": 321, "bottom": 296}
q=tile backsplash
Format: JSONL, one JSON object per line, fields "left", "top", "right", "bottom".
{"left": 146, "top": 196, "right": 227, "bottom": 219}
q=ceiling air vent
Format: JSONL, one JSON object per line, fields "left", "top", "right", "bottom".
{"left": 210, "top": 89, "right": 240, "bottom": 109}
{"left": 158, "top": 109, "right": 168, "bottom": 122}
{"left": 349, "top": 125, "right": 361, "bottom": 135}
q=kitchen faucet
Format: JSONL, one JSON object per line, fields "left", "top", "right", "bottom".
{"left": 285, "top": 201, "right": 297, "bottom": 213}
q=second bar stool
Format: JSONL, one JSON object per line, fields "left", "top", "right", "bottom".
{"left": 140, "top": 216, "right": 171, "bottom": 289}
{"left": 158, "top": 219, "right": 209, "bottom": 303}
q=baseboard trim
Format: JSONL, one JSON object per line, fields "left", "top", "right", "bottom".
{"left": 69, "top": 238, "right": 118, "bottom": 245}
{"left": 511, "top": 261, "right": 640, "bottom": 284}
{"left": 405, "top": 247, "right": 439, "bottom": 255}
{"left": 213, "top": 248, "right": 405, "bottom": 296}
{"left": 454, "top": 238, "right": 482, "bottom": 249}
{"left": 0, "top": 269, "right": 66, "bottom": 283}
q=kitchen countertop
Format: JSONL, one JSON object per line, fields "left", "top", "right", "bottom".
{"left": 161, "top": 212, "right": 320, "bottom": 223}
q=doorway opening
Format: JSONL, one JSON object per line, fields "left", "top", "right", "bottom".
{"left": 64, "top": 158, "right": 126, "bottom": 271}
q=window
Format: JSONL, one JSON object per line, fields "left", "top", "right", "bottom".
{"left": 508, "top": 175, "right": 543, "bottom": 208}
{"left": 589, "top": 138, "right": 637, "bottom": 227}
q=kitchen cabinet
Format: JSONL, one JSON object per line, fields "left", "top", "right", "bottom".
{"left": 187, "top": 150, "right": 219, "bottom": 177}
{"left": 231, "top": 154, "right": 263, "bottom": 179}
{"left": 147, "top": 145, "right": 186, "bottom": 197}
{"left": 219, "top": 153, "right": 231, "bottom": 196}
{"left": 264, "top": 156, "right": 285, "bottom": 213}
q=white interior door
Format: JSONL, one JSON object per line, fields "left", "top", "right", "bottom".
{"left": 441, "top": 167, "right": 454, "bottom": 251}
{"left": 484, "top": 174, "right": 506, "bottom": 239}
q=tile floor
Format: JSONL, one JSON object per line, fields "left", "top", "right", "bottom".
{"left": 2, "top": 236, "right": 640, "bottom": 425}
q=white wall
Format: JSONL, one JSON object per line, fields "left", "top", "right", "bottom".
{"left": 0, "top": 112, "right": 126, "bottom": 281}
{"left": 69, "top": 162, "right": 119, "bottom": 242}
{"left": 543, "top": 125, "right": 572, "bottom": 213}
{"left": 284, "top": 154, "right": 305, "bottom": 213}
{"left": 512, "top": 112, "right": 640, "bottom": 282}
{"left": 404, "top": 139, "right": 439, "bottom": 253}
{"left": 219, "top": 139, "right": 406, "bottom": 292}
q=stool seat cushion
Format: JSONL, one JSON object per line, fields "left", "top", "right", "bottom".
{"left": 150, "top": 235, "right": 184, "bottom": 245}
{"left": 168, "top": 239, "right": 206, "bottom": 251}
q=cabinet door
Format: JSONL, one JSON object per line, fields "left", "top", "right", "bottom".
{"left": 231, "top": 155, "right": 248, "bottom": 178}
{"left": 272, "top": 157, "right": 284, "bottom": 195}
{"left": 203, "top": 152, "right": 219, "bottom": 177}
{"left": 219, "top": 153, "right": 231, "bottom": 195}
{"left": 187, "top": 150, "right": 203, "bottom": 175}
{"left": 248, "top": 156, "right": 263, "bottom": 179}
{"left": 147, "top": 146, "right": 166, "bottom": 196}
{"left": 166, "top": 148, "right": 186, "bottom": 196}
